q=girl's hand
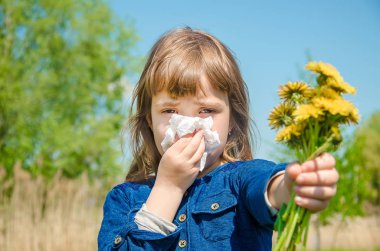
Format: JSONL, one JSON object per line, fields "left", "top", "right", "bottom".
{"left": 155, "top": 130, "right": 205, "bottom": 194}
{"left": 283, "top": 152, "right": 339, "bottom": 212}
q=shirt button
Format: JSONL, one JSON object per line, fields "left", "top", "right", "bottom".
{"left": 178, "top": 239, "right": 187, "bottom": 248}
{"left": 113, "top": 235, "right": 123, "bottom": 245}
{"left": 178, "top": 214, "right": 187, "bottom": 222}
{"left": 211, "top": 202, "right": 219, "bottom": 210}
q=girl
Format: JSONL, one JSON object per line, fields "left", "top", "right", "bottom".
{"left": 98, "top": 27, "right": 338, "bottom": 250}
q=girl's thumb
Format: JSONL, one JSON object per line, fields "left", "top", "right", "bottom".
{"left": 283, "top": 162, "right": 302, "bottom": 191}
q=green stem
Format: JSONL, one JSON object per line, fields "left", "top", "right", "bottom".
{"left": 302, "top": 212, "right": 311, "bottom": 249}
{"left": 284, "top": 206, "right": 301, "bottom": 247}
{"left": 274, "top": 134, "right": 335, "bottom": 251}
{"left": 305, "top": 133, "right": 335, "bottom": 161}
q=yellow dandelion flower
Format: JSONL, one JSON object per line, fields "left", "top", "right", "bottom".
{"left": 312, "top": 97, "right": 335, "bottom": 113}
{"left": 329, "top": 99, "right": 356, "bottom": 117}
{"left": 293, "top": 104, "right": 324, "bottom": 123}
{"left": 275, "top": 124, "right": 304, "bottom": 142}
{"left": 269, "top": 103, "right": 295, "bottom": 129}
{"left": 306, "top": 61, "right": 356, "bottom": 94}
{"left": 319, "top": 86, "right": 342, "bottom": 100}
{"left": 306, "top": 61, "right": 343, "bottom": 82}
{"left": 350, "top": 107, "right": 360, "bottom": 124}
{"left": 344, "top": 107, "right": 360, "bottom": 124}
{"left": 278, "top": 81, "right": 314, "bottom": 103}
{"left": 312, "top": 97, "right": 360, "bottom": 124}
{"left": 330, "top": 125, "right": 343, "bottom": 145}
{"left": 325, "top": 77, "right": 356, "bottom": 94}
{"left": 331, "top": 125, "right": 340, "bottom": 137}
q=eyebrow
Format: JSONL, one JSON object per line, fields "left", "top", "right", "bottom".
{"left": 195, "top": 100, "right": 223, "bottom": 107}
{"left": 155, "top": 99, "right": 223, "bottom": 107}
{"left": 155, "top": 101, "right": 180, "bottom": 107}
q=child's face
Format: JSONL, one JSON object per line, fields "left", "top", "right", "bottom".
{"left": 150, "top": 76, "right": 230, "bottom": 172}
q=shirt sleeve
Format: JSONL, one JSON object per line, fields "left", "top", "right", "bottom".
{"left": 264, "top": 170, "right": 286, "bottom": 216}
{"left": 134, "top": 203, "right": 177, "bottom": 235}
{"left": 98, "top": 185, "right": 181, "bottom": 251}
{"left": 238, "top": 160, "right": 287, "bottom": 230}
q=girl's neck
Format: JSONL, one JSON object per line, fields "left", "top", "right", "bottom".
{"left": 196, "top": 157, "right": 225, "bottom": 178}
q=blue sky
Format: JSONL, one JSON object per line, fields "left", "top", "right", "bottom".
{"left": 109, "top": 1, "right": 380, "bottom": 160}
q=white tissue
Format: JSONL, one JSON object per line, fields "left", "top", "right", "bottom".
{"left": 160, "top": 114, "right": 220, "bottom": 172}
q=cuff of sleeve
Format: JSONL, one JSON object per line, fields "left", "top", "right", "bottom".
{"left": 134, "top": 204, "right": 178, "bottom": 236}
{"left": 126, "top": 207, "right": 182, "bottom": 242}
{"left": 264, "top": 170, "right": 285, "bottom": 216}
{"left": 110, "top": 213, "right": 181, "bottom": 250}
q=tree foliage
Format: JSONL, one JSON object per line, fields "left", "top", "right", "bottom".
{"left": 320, "top": 111, "right": 380, "bottom": 221}
{"left": 356, "top": 111, "right": 380, "bottom": 205}
{"left": 0, "top": 0, "right": 140, "bottom": 180}
{"left": 318, "top": 129, "right": 367, "bottom": 222}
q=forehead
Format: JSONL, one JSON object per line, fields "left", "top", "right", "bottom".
{"left": 153, "top": 77, "right": 229, "bottom": 105}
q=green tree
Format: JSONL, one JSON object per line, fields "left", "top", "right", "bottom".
{"left": 319, "top": 129, "right": 367, "bottom": 222}
{"left": 356, "top": 111, "right": 380, "bottom": 205}
{"left": 0, "top": 0, "right": 140, "bottom": 180}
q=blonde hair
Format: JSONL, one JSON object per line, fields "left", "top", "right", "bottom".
{"left": 125, "top": 27, "right": 255, "bottom": 182}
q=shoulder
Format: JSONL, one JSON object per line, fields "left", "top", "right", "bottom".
{"left": 219, "top": 159, "right": 286, "bottom": 174}
{"left": 113, "top": 179, "right": 154, "bottom": 191}
{"left": 105, "top": 179, "right": 154, "bottom": 207}
{"left": 216, "top": 159, "right": 287, "bottom": 186}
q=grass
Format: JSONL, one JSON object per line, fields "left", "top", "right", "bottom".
{"left": 1, "top": 163, "right": 379, "bottom": 250}
{"left": 0, "top": 163, "right": 111, "bottom": 251}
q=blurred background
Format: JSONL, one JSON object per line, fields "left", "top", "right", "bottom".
{"left": 0, "top": 0, "right": 379, "bottom": 250}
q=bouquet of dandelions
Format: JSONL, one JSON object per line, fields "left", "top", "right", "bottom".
{"left": 269, "top": 62, "right": 359, "bottom": 251}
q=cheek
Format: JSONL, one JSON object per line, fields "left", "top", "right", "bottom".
{"left": 216, "top": 126, "right": 229, "bottom": 147}
{"left": 152, "top": 124, "right": 169, "bottom": 142}
{"left": 151, "top": 120, "right": 171, "bottom": 155}
{"left": 212, "top": 115, "right": 230, "bottom": 145}
{"left": 151, "top": 113, "right": 168, "bottom": 135}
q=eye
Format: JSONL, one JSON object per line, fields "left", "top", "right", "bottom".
{"left": 200, "top": 108, "right": 215, "bottom": 114}
{"left": 162, "top": 109, "right": 177, "bottom": 114}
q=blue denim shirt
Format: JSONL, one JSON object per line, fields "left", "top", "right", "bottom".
{"left": 98, "top": 159, "right": 286, "bottom": 251}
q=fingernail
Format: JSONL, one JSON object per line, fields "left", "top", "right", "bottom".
{"left": 295, "top": 196, "right": 302, "bottom": 205}
{"left": 297, "top": 175, "right": 304, "bottom": 183}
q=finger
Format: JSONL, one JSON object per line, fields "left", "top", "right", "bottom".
{"left": 295, "top": 196, "right": 329, "bottom": 213}
{"left": 169, "top": 134, "right": 194, "bottom": 152}
{"left": 296, "top": 169, "right": 339, "bottom": 186}
{"left": 181, "top": 130, "right": 204, "bottom": 158}
{"left": 283, "top": 162, "right": 302, "bottom": 189}
{"left": 188, "top": 137, "right": 205, "bottom": 164}
{"left": 301, "top": 153, "right": 336, "bottom": 172}
{"left": 295, "top": 185, "right": 337, "bottom": 200}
